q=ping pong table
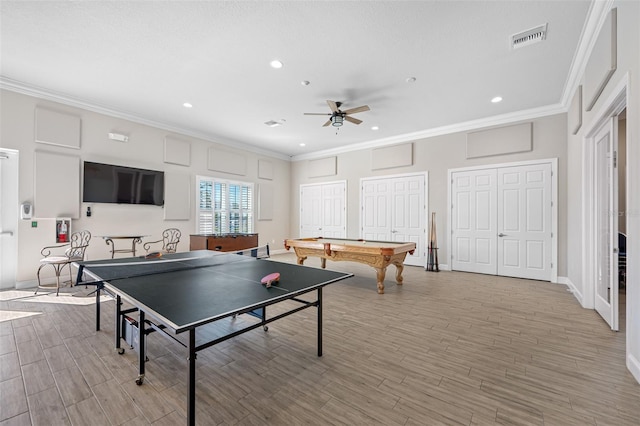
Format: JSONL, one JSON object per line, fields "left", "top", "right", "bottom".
{"left": 75, "top": 249, "right": 352, "bottom": 426}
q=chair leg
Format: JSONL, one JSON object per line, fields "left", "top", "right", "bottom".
{"left": 68, "top": 264, "right": 74, "bottom": 287}
{"left": 35, "top": 264, "right": 45, "bottom": 295}
{"left": 36, "top": 262, "right": 65, "bottom": 296}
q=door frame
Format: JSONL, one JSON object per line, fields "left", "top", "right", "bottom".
{"left": 581, "top": 73, "right": 628, "bottom": 324}
{"left": 0, "top": 148, "right": 19, "bottom": 289}
{"left": 447, "top": 158, "right": 558, "bottom": 282}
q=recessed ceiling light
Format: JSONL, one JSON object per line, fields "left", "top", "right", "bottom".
{"left": 371, "top": 126, "right": 379, "bottom": 131}
{"left": 491, "top": 96, "right": 503, "bottom": 103}
{"left": 299, "top": 143, "right": 306, "bottom": 147}
{"left": 301, "top": 80, "right": 310, "bottom": 86}
{"left": 270, "top": 60, "right": 283, "bottom": 69}
{"left": 183, "top": 102, "right": 193, "bottom": 108}
{"left": 406, "top": 77, "right": 416, "bottom": 83}
{"left": 264, "top": 120, "right": 283, "bottom": 127}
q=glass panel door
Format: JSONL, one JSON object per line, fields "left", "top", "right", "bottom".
{"left": 594, "top": 118, "right": 618, "bottom": 330}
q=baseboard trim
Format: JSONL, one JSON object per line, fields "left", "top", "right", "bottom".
{"left": 628, "top": 353, "right": 640, "bottom": 385}
{"left": 556, "top": 276, "right": 585, "bottom": 307}
{"left": 16, "top": 280, "right": 38, "bottom": 290}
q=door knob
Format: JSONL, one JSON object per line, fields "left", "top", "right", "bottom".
{"left": 498, "top": 233, "right": 507, "bottom": 237}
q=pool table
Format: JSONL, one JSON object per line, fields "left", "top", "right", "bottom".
{"left": 284, "top": 237, "right": 416, "bottom": 294}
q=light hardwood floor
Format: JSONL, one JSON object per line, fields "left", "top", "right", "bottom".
{"left": 1, "top": 252, "right": 638, "bottom": 425}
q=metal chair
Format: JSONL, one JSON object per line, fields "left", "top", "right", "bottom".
{"left": 36, "top": 230, "right": 91, "bottom": 296}
{"left": 143, "top": 228, "right": 181, "bottom": 254}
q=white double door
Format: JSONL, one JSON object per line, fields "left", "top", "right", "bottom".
{"left": 299, "top": 181, "right": 346, "bottom": 238}
{"left": 451, "top": 161, "right": 553, "bottom": 281}
{"left": 361, "top": 173, "right": 427, "bottom": 267}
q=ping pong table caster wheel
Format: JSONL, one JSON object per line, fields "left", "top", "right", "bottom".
{"left": 116, "top": 348, "right": 125, "bottom": 355}
{"left": 263, "top": 325, "right": 269, "bottom": 332}
{"left": 135, "top": 375, "right": 144, "bottom": 386}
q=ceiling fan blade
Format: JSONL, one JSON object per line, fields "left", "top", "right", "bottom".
{"left": 327, "top": 100, "right": 339, "bottom": 113}
{"left": 344, "top": 115, "right": 363, "bottom": 125}
{"left": 343, "top": 105, "right": 370, "bottom": 115}
{"left": 304, "top": 112, "right": 331, "bottom": 115}
{"left": 322, "top": 119, "right": 332, "bottom": 127}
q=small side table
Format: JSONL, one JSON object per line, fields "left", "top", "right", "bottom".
{"left": 100, "top": 235, "right": 148, "bottom": 258}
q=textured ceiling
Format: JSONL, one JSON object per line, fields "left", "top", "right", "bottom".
{"left": 0, "top": 1, "right": 593, "bottom": 159}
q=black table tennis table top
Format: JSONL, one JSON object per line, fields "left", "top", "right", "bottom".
{"left": 78, "top": 251, "right": 352, "bottom": 333}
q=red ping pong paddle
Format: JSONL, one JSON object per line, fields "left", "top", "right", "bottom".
{"left": 261, "top": 272, "right": 280, "bottom": 288}
{"left": 145, "top": 252, "right": 162, "bottom": 259}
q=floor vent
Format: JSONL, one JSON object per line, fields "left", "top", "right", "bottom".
{"left": 511, "top": 23, "right": 547, "bottom": 49}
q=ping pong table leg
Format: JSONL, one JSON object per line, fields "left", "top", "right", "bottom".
{"left": 187, "top": 329, "right": 196, "bottom": 426}
{"left": 136, "top": 310, "right": 146, "bottom": 385}
{"left": 95, "top": 283, "right": 101, "bottom": 331}
{"left": 317, "top": 287, "right": 323, "bottom": 357}
{"left": 115, "top": 295, "right": 124, "bottom": 354}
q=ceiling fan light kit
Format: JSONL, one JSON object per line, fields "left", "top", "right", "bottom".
{"left": 304, "top": 100, "right": 370, "bottom": 128}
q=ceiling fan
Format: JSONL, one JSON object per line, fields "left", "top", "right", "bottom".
{"left": 304, "top": 100, "right": 370, "bottom": 127}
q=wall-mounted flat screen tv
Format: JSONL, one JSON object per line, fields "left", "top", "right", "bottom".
{"left": 83, "top": 161, "right": 164, "bottom": 206}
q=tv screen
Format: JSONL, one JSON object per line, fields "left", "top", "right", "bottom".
{"left": 83, "top": 161, "right": 164, "bottom": 206}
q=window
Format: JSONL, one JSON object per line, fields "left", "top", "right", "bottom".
{"left": 197, "top": 176, "right": 254, "bottom": 234}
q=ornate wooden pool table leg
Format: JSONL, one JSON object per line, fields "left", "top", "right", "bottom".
{"left": 393, "top": 260, "right": 405, "bottom": 285}
{"left": 296, "top": 256, "right": 307, "bottom": 265}
{"left": 374, "top": 267, "right": 386, "bottom": 294}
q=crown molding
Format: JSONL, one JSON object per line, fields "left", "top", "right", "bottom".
{"left": 0, "top": 77, "right": 291, "bottom": 161}
{"left": 560, "top": 0, "right": 614, "bottom": 106}
{"left": 290, "top": 102, "right": 566, "bottom": 162}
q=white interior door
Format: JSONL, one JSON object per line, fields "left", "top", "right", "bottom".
{"left": 300, "top": 184, "right": 322, "bottom": 237}
{"left": 300, "top": 181, "right": 346, "bottom": 238}
{"left": 594, "top": 119, "right": 618, "bottom": 330}
{"left": 0, "top": 149, "right": 19, "bottom": 289}
{"left": 451, "top": 169, "right": 497, "bottom": 274}
{"left": 321, "top": 182, "right": 346, "bottom": 238}
{"left": 362, "top": 179, "right": 392, "bottom": 240}
{"left": 497, "top": 164, "right": 552, "bottom": 280}
{"left": 390, "top": 175, "right": 425, "bottom": 266}
{"left": 362, "top": 174, "right": 427, "bottom": 267}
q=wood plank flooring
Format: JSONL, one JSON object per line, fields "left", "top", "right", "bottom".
{"left": 1, "top": 252, "right": 638, "bottom": 425}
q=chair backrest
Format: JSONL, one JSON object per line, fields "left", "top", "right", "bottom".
{"left": 162, "top": 228, "right": 181, "bottom": 253}
{"left": 66, "top": 230, "right": 91, "bottom": 260}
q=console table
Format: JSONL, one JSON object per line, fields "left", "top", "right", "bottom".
{"left": 100, "top": 235, "right": 148, "bottom": 258}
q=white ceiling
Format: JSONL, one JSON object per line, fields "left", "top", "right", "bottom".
{"left": 0, "top": 1, "right": 594, "bottom": 160}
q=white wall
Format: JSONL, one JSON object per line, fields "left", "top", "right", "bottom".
{"left": 290, "top": 114, "right": 568, "bottom": 274}
{"left": 0, "top": 90, "right": 291, "bottom": 284}
{"left": 566, "top": 0, "right": 640, "bottom": 381}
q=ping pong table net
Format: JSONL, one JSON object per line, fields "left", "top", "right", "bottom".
{"left": 79, "top": 245, "right": 271, "bottom": 284}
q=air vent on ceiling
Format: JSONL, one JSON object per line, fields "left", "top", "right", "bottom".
{"left": 510, "top": 23, "right": 547, "bottom": 49}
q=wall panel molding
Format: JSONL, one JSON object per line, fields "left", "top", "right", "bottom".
{"left": 164, "top": 136, "right": 191, "bottom": 166}
{"left": 35, "top": 107, "right": 81, "bottom": 149}
{"left": 371, "top": 143, "right": 413, "bottom": 170}
{"left": 308, "top": 157, "right": 336, "bottom": 178}
{"left": 34, "top": 151, "right": 80, "bottom": 218}
{"left": 466, "top": 122, "right": 532, "bottom": 159}
{"left": 207, "top": 148, "right": 247, "bottom": 175}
